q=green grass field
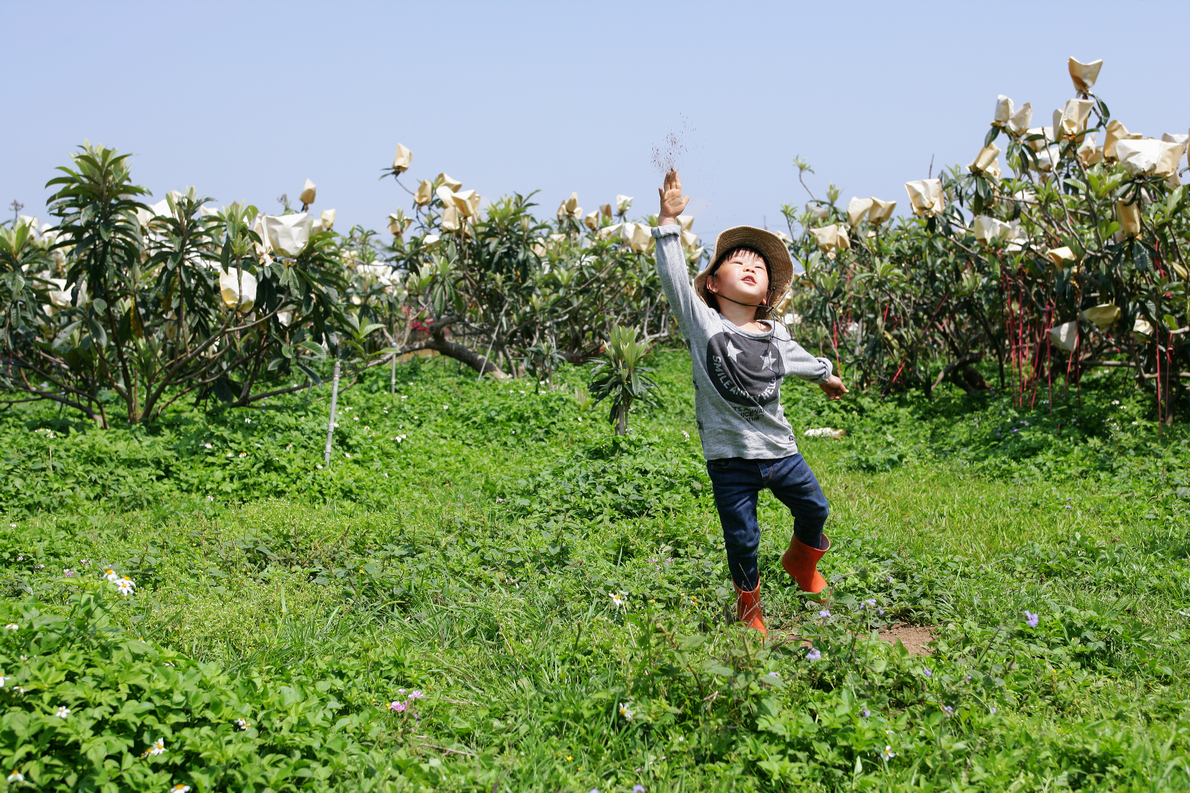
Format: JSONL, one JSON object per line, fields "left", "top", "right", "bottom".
{"left": 2, "top": 352, "right": 1189, "bottom": 791}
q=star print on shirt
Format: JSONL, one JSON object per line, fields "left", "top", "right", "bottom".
{"left": 704, "top": 331, "right": 786, "bottom": 410}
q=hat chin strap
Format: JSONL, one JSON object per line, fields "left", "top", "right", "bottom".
{"left": 710, "top": 288, "right": 774, "bottom": 309}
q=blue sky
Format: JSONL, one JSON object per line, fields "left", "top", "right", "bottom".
{"left": 3, "top": 1, "right": 1188, "bottom": 243}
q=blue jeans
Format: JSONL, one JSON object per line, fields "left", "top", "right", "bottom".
{"left": 705, "top": 454, "right": 829, "bottom": 592}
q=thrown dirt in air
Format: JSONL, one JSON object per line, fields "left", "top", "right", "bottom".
{"left": 651, "top": 115, "right": 694, "bottom": 177}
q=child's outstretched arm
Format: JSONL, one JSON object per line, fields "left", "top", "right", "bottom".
{"left": 818, "top": 374, "right": 848, "bottom": 400}
{"left": 657, "top": 169, "right": 689, "bottom": 226}
{"left": 651, "top": 170, "right": 714, "bottom": 333}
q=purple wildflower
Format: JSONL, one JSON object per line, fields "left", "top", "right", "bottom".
{"left": 389, "top": 701, "right": 406, "bottom": 712}
{"left": 1024, "top": 611, "right": 1039, "bottom": 627}
{"left": 861, "top": 709, "right": 871, "bottom": 718}
{"left": 943, "top": 705, "right": 953, "bottom": 715}
{"left": 63, "top": 569, "right": 75, "bottom": 577}
{"left": 923, "top": 668, "right": 932, "bottom": 678}
{"left": 408, "top": 690, "right": 424, "bottom": 700}
{"left": 633, "top": 786, "right": 646, "bottom": 793}
{"left": 818, "top": 609, "right": 831, "bottom": 619}
{"left": 806, "top": 648, "right": 822, "bottom": 661}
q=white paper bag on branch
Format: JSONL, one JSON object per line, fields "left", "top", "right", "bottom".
{"left": 557, "top": 192, "right": 581, "bottom": 219}
{"left": 320, "top": 209, "right": 336, "bottom": 231}
{"left": 596, "top": 223, "right": 622, "bottom": 240}
{"left": 1080, "top": 304, "right": 1120, "bottom": 329}
{"left": 392, "top": 144, "right": 412, "bottom": 174}
{"left": 251, "top": 215, "right": 272, "bottom": 258}
{"left": 993, "top": 96, "right": 1013, "bottom": 127}
{"left": 435, "top": 185, "right": 458, "bottom": 208}
{"left": 1115, "top": 139, "right": 1183, "bottom": 183}
{"left": 437, "top": 173, "right": 462, "bottom": 192}
{"left": 846, "top": 197, "right": 873, "bottom": 228}
{"left": 1046, "top": 246, "right": 1077, "bottom": 268}
{"left": 811, "top": 224, "right": 849, "bottom": 256}
{"left": 1068, "top": 58, "right": 1103, "bottom": 93}
{"left": 414, "top": 180, "right": 433, "bottom": 206}
{"left": 1048, "top": 320, "right": 1078, "bottom": 352}
{"left": 1025, "top": 127, "right": 1054, "bottom": 152}
{"left": 968, "top": 143, "right": 1002, "bottom": 176}
{"left": 451, "top": 189, "right": 480, "bottom": 218}
{"left": 388, "top": 211, "right": 412, "bottom": 237}
{"left": 299, "top": 179, "right": 316, "bottom": 206}
{"left": 1033, "top": 146, "right": 1061, "bottom": 173}
{"left": 1077, "top": 133, "right": 1103, "bottom": 166}
{"left": 1006, "top": 103, "right": 1032, "bottom": 137}
{"left": 1132, "top": 317, "right": 1153, "bottom": 341}
{"left": 1104, "top": 120, "right": 1142, "bottom": 160}
{"left": 972, "top": 215, "right": 1011, "bottom": 245}
{"left": 629, "top": 223, "right": 653, "bottom": 253}
{"left": 1116, "top": 199, "right": 1141, "bottom": 238}
{"left": 868, "top": 198, "right": 896, "bottom": 226}
{"left": 47, "top": 278, "right": 72, "bottom": 310}
{"left": 262, "top": 213, "right": 313, "bottom": 257}
{"left": 1052, "top": 99, "right": 1094, "bottom": 140}
{"left": 904, "top": 179, "right": 945, "bottom": 217}
{"left": 615, "top": 195, "right": 632, "bottom": 213}
{"left": 219, "top": 270, "right": 257, "bottom": 313}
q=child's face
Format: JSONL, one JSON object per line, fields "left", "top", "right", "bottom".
{"left": 707, "top": 250, "right": 771, "bottom": 311}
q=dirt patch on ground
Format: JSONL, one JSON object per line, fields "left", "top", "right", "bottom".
{"left": 783, "top": 623, "right": 937, "bottom": 656}
{"left": 876, "top": 623, "right": 936, "bottom": 656}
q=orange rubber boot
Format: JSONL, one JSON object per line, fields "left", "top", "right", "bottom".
{"left": 733, "top": 582, "right": 767, "bottom": 636}
{"left": 782, "top": 533, "right": 831, "bottom": 595}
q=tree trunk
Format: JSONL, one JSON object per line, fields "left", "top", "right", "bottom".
{"left": 426, "top": 330, "right": 506, "bottom": 378}
{"left": 931, "top": 354, "right": 989, "bottom": 395}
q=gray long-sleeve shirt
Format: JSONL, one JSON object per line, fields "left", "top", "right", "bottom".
{"left": 651, "top": 224, "right": 832, "bottom": 461}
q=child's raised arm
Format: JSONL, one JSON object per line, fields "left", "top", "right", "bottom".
{"left": 650, "top": 170, "right": 713, "bottom": 334}
{"left": 657, "top": 169, "right": 690, "bottom": 226}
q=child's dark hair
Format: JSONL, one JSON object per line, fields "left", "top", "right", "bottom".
{"left": 705, "top": 246, "right": 771, "bottom": 312}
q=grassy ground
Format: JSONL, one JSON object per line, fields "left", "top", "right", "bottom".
{"left": 2, "top": 351, "right": 1189, "bottom": 791}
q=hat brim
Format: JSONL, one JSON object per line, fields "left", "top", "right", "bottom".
{"left": 694, "top": 226, "right": 794, "bottom": 319}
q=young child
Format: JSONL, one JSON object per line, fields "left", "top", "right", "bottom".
{"left": 651, "top": 170, "right": 848, "bottom": 636}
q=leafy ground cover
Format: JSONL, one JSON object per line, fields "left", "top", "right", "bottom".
{"left": 2, "top": 352, "right": 1189, "bottom": 791}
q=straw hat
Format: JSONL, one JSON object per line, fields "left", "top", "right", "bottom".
{"left": 694, "top": 226, "right": 794, "bottom": 319}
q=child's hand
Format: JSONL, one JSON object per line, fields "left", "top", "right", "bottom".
{"left": 657, "top": 169, "right": 689, "bottom": 225}
{"left": 818, "top": 375, "right": 849, "bottom": 400}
